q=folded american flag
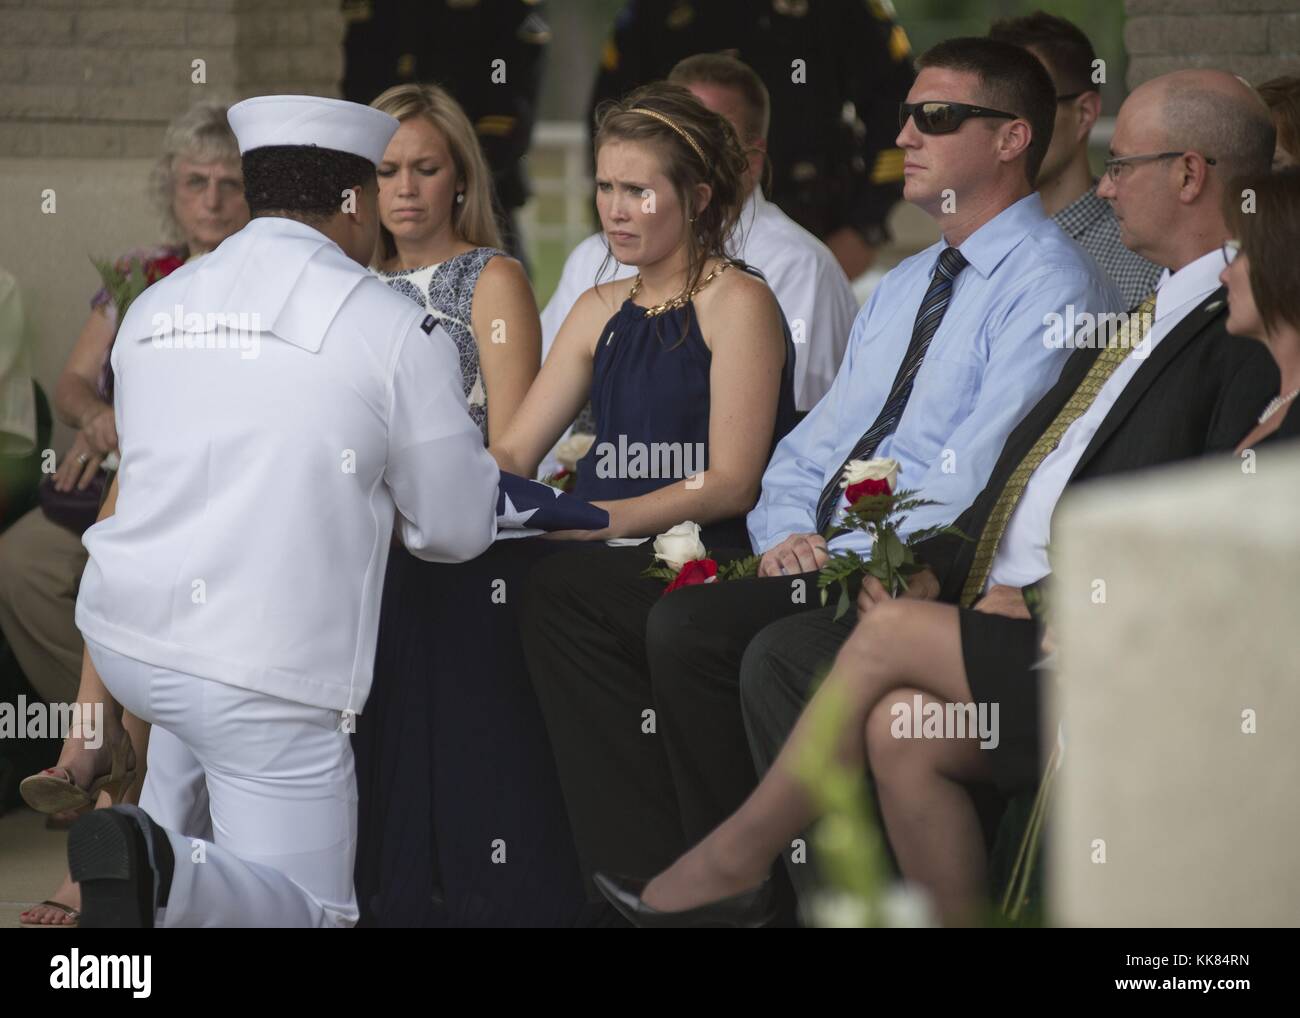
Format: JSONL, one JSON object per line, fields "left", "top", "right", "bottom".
{"left": 495, "top": 471, "right": 608, "bottom": 540}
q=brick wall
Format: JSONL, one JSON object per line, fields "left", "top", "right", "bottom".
{"left": 1125, "top": 0, "right": 1300, "bottom": 87}
{"left": 0, "top": 0, "right": 344, "bottom": 159}
{"left": 0, "top": 0, "right": 345, "bottom": 439}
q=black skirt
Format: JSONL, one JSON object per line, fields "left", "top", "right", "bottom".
{"left": 957, "top": 607, "right": 1044, "bottom": 797}
{"left": 353, "top": 537, "right": 594, "bottom": 927}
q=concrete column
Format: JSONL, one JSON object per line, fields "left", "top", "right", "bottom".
{"left": 1050, "top": 444, "right": 1300, "bottom": 926}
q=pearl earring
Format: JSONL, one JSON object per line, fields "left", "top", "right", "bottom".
{"left": 455, "top": 192, "right": 465, "bottom": 205}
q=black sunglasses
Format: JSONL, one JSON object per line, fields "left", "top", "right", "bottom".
{"left": 899, "top": 100, "right": 1019, "bottom": 135}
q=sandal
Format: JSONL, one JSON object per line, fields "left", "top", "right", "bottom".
{"left": 19, "top": 900, "right": 81, "bottom": 928}
{"left": 19, "top": 728, "right": 136, "bottom": 815}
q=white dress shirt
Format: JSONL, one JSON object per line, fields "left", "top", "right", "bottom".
{"left": 986, "top": 246, "right": 1228, "bottom": 590}
{"left": 75, "top": 216, "right": 500, "bottom": 714}
{"left": 539, "top": 188, "right": 858, "bottom": 412}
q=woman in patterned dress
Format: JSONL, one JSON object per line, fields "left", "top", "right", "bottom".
{"left": 368, "top": 83, "right": 539, "bottom": 442}
{"left": 353, "top": 84, "right": 550, "bottom": 926}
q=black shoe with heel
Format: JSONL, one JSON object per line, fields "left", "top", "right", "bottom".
{"left": 594, "top": 872, "right": 777, "bottom": 928}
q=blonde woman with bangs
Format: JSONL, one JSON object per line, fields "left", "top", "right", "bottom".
{"left": 370, "top": 83, "right": 539, "bottom": 443}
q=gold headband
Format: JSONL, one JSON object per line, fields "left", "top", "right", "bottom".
{"left": 629, "top": 107, "right": 708, "bottom": 169}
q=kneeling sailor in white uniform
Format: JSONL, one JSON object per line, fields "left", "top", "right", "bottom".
{"left": 66, "top": 94, "right": 500, "bottom": 927}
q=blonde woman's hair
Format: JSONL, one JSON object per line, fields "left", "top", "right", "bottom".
{"left": 370, "top": 83, "right": 503, "bottom": 259}
{"left": 148, "top": 102, "right": 241, "bottom": 246}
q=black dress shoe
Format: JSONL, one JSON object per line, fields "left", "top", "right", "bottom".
{"left": 593, "top": 871, "right": 776, "bottom": 928}
{"left": 68, "top": 804, "right": 175, "bottom": 928}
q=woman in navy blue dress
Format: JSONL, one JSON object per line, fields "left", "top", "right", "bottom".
{"left": 354, "top": 83, "right": 798, "bottom": 926}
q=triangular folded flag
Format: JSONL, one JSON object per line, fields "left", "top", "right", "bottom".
{"left": 495, "top": 471, "right": 608, "bottom": 540}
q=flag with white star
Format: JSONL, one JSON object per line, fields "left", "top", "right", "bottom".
{"left": 495, "top": 471, "right": 608, "bottom": 540}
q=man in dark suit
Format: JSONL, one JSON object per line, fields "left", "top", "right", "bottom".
{"left": 604, "top": 69, "right": 1279, "bottom": 926}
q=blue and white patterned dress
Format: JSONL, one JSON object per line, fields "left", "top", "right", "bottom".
{"left": 373, "top": 247, "right": 504, "bottom": 442}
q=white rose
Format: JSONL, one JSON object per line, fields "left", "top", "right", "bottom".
{"left": 652, "top": 521, "right": 707, "bottom": 573}
{"left": 555, "top": 432, "right": 596, "bottom": 472}
{"left": 840, "top": 457, "right": 899, "bottom": 492}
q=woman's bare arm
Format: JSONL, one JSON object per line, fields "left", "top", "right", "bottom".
{"left": 488, "top": 283, "right": 619, "bottom": 478}
{"left": 54, "top": 307, "right": 115, "bottom": 431}
{"left": 470, "top": 255, "right": 541, "bottom": 445}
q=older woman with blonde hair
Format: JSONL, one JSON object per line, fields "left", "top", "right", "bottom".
{"left": 7, "top": 102, "right": 248, "bottom": 926}
{"left": 369, "top": 82, "right": 539, "bottom": 442}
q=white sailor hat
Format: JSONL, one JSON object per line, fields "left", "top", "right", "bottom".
{"left": 228, "top": 94, "right": 400, "bottom": 165}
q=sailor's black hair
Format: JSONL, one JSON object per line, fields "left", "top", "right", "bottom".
{"left": 241, "top": 144, "right": 375, "bottom": 223}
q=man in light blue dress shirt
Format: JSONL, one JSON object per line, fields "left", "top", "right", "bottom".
{"left": 750, "top": 185, "right": 1118, "bottom": 566}
{"left": 522, "top": 38, "right": 1121, "bottom": 909}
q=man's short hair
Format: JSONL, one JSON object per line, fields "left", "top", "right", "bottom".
{"left": 242, "top": 145, "right": 376, "bottom": 223}
{"left": 917, "top": 36, "right": 1057, "bottom": 184}
{"left": 1164, "top": 86, "right": 1275, "bottom": 183}
{"left": 668, "top": 52, "right": 771, "bottom": 143}
{"left": 988, "top": 10, "right": 1098, "bottom": 96}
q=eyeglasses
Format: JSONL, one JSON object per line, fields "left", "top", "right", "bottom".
{"left": 898, "top": 100, "right": 1018, "bottom": 135}
{"left": 1222, "top": 239, "right": 1241, "bottom": 265}
{"left": 1102, "top": 151, "right": 1217, "bottom": 182}
{"left": 181, "top": 174, "right": 244, "bottom": 196}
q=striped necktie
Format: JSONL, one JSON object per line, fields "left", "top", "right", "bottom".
{"left": 959, "top": 291, "right": 1159, "bottom": 606}
{"left": 814, "top": 246, "right": 968, "bottom": 533}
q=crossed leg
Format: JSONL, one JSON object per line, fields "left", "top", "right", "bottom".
{"left": 639, "top": 597, "right": 997, "bottom": 926}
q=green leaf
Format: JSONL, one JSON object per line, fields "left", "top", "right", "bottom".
{"left": 718, "top": 554, "right": 761, "bottom": 581}
{"left": 90, "top": 253, "right": 153, "bottom": 323}
{"left": 789, "top": 680, "right": 893, "bottom": 925}
{"left": 833, "top": 585, "right": 850, "bottom": 621}
{"left": 639, "top": 563, "right": 680, "bottom": 584}
{"left": 881, "top": 530, "right": 906, "bottom": 569}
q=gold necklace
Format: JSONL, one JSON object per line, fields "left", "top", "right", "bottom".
{"left": 627, "top": 261, "right": 731, "bottom": 317}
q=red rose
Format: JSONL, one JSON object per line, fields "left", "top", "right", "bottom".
{"left": 145, "top": 254, "right": 185, "bottom": 283}
{"left": 663, "top": 558, "right": 718, "bottom": 595}
{"left": 845, "top": 477, "right": 891, "bottom": 506}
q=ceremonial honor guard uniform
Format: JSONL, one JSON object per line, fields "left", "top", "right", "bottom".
{"left": 589, "top": 0, "right": 915, "bottom": 249}
{"left": 69, "top": 96, "right": 500, "bottom": 927}
{"left": 341, "top": 0, "right": 550, "bottom": 266}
